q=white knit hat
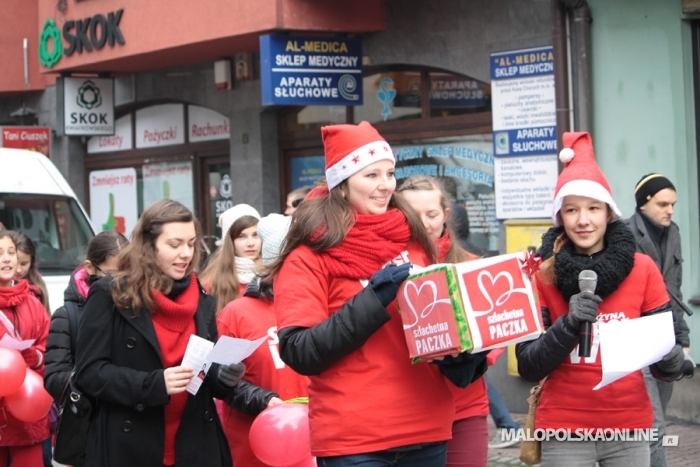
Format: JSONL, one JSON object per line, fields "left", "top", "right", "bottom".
{"left": 257, "top": 213, "right": 292, "bottom": 266}
{"left": 218, "top": 204, "right": 261, "bottom": 241}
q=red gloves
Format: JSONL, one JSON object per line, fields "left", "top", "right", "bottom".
{"left": 21, "top": 348, "right": 43, "bottom": 369}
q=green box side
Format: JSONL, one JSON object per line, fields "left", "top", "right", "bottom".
{"left": 445, "top": 266, "right": 473, "bottom": 353}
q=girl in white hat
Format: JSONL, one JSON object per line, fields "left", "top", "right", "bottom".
{"left": 200, "top": 203, "right": 262, "bottom": 314}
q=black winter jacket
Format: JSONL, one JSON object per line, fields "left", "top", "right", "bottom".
{"left": 44, "top": 269, "right": 87, "bottom": 401}
{"left": 75, "top": 276, "right": 234, "bottom": 467}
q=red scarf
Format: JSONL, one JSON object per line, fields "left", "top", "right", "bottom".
{"left": 150, "top": 274, "right": 199, "bottom": 466}
{"left": 319, "top": 209, "right": 412, "bottom": 280}
{"left": 0, "top": 279, "right": 29, "bottom": 308}
{"left": 436, "top": 231, "right": 451, "bottom": 263}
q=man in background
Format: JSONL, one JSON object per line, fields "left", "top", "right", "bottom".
{"left": 626, "top": 173, "right": 691, "bottom": 467}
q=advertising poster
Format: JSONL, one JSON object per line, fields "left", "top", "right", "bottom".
{"left": 394, "top": 137, "right": 498, "bottom": 252}
{"left": 142, "top": 161, "right": 194, "bottom": 212}
{"left": 490, "top": 46, "right": 558, "bottom": 219}
{"left": 87, "top": 114, "right": 132, "bottom": 153}
{"left": 0, "top": 127, "right": 51, "bottom": 157}
{"left": 260, "top": 34, "right": 363, "bottom": 106}
{"left": 89, "top": 168, "right": 138, "bottom": 237}
{"left": 290, "top": 155, "right": 325, "bottom": 190}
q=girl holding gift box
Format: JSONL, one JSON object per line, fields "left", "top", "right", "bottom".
{"left": 269, "top": 122, "right": 487, "bottom": 467}
{"left": 201, "top": 203, "right": 262, "bottom": 314}
{"left": 398, "top": 175, "right": 491, "bottom": 467}
{"left": 516, "top": 132, "right": 684, "bottom": 467}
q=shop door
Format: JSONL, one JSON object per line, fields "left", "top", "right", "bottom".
{"left": 201, "top": 156, "right": 231, "bottom": 252}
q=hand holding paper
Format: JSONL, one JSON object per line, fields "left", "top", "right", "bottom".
{"left": 594, "top": 312, "right": 675, "bottom": 390}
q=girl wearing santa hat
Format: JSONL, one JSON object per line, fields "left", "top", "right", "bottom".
{"left": 398, "top": 175, "right": 490, "bottom": 467}
{"left": 516, "top": 132, "right": 685, "bottom": 466}
{"left": 269, "top": 122, "right": 487, "bottom": 466}
{"left": 200, "top": 203, "right": 262, "bottom": 314}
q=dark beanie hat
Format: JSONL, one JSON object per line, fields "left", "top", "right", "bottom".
{"left": 634, "top": 174, "right": 675, "bottom": 208}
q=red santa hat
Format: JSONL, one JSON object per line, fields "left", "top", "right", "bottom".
{"left": 552, "top": 131, "right": 621, "bottom": 226}
{"left": 322, "top": 121, "right": 395, "bottom": 190}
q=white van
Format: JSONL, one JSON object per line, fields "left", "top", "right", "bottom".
{"left": 0, "top": 148, "right": 95, "bottom": 313}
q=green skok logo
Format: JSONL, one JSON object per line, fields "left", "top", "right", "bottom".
{"left": 38, "top": 19, "right": 63, "bottom": 68}
{"left": 77, "top": 80, "right": 102, "bottom": 109}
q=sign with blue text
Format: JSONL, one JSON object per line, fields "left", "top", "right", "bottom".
{"left": 260, "top": 34, "right": 363, "bottom": 106}
{"left": 291, "top": 155, "right": 325, "bottom": 190}
{"left": 490, "top": 46, "right": 558, "bottom": 219}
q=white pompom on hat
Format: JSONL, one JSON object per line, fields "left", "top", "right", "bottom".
{"left": 322, "top": 121, "right": 395, "bottom": 190}
{"left": 218, "top": 204, "right": 261, "bottom": 241}
{"left": 257, "top": 213, "right": 292, "bottom": 267}
{"left": 552, "top": 131, "right": 621, "bottom": 226}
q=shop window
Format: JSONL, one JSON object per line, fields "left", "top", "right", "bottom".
{"left": 280, "top": 105, "right": 347, "bottom": 132}
{"left": 428, "top": 72, "right": 491, "bottom": 117}
{"left": 354, "top": 71, "right": 423, "bottom": 124}
{"left": 394, "top": 133, "right": 498, "bottom": 253}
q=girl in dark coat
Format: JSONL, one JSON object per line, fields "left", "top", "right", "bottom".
{"left": 74, "top": 200, "right": 244, "bottom": 467}
{"left": 44, "top": 230, "right": 129, "bottom": 402}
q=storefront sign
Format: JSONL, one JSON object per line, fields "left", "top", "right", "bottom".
{"left": 58, "top": 77, "right": 115, "bottom": 136}
{"left": 394, "top": 138, "right": 499, "bottom": 252}
{"left": 188, "top": 106, "right": 230, "bottom": 143}
{"left": 142, "top": 161, "right": 194, "bottom": 211}
{"left": 290, "top": 156, "right": 325, "bottom": 190}
{"left": 260, "top": 34, "right": 363, "bottom": 106}
{"left": 89, "top": 167, "right": 138, "bottom": 237}
{"left": 135, "top": 104, "right": 185, "bottom": 148}
{"left": 87, "top": 114, "right": 132, "bottom": 153}
{"left": 490, "top": 46, "right": 558, "bottom": 219}
{"left": 38, "top": 10, "right": 125, "bottom": 68}
{"left": 0, "top": 127, "right": 50, "bottom": 157}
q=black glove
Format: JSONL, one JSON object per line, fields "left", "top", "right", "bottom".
{"left": 658, "top": 345, "right": 685, "bottom": 375}
{"left": 218, "top": 362, "right": 246, "bottom": 387}
{"left": 566, "top": 291, "right": 601, "bottom": 330}
{"left": 369, "top": 263, "right": 412, "bottom": 307}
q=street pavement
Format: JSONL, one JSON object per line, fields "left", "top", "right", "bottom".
{"left": 487, "top": 413, "right": 700, "bottom": 467}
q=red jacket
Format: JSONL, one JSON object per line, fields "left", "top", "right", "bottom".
{"left": 0, "top": 280, "right": 51, "bottom": 446}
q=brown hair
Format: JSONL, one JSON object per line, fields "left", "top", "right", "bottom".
{"left": 397, "top": 175, "right": 470, "bottom": 264}
{"left": 10, "top": 231, "right": 50, "bottom": 313}
{"left": 86, "top": 230, "right": 129, "bottom": 268}
{"left": 110, "top": 200, "right": 202, "bottom": 313}
{"left": 267, "top": 184, "right": 436, "bottom": 279}
{"left": 200, "top": 215, "right": 259, "bottom": 314}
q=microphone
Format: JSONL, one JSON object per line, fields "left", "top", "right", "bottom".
{"left": 578, "top": 270, "right": 597, "bottom": 357}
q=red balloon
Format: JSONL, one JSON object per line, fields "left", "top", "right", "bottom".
{"left": 249, "top": 403, "right": 311, "bottom": 467}
{"left": 5, "top": 369, "right": 53, "bottom": 422}
{"left": 0, "top": 347, "right": 26, "bottom": 397}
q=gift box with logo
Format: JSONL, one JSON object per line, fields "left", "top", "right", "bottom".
{"left": 397, "top": 252, "right": 543, "bottom": 361}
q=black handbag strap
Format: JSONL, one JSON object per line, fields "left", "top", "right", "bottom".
{"left": 65, "top": 300, "right": 80, "bottom": 359}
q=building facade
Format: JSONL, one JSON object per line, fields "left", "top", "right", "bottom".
{"left": 1, "top": 0, "right": 698, "bottom": 421}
